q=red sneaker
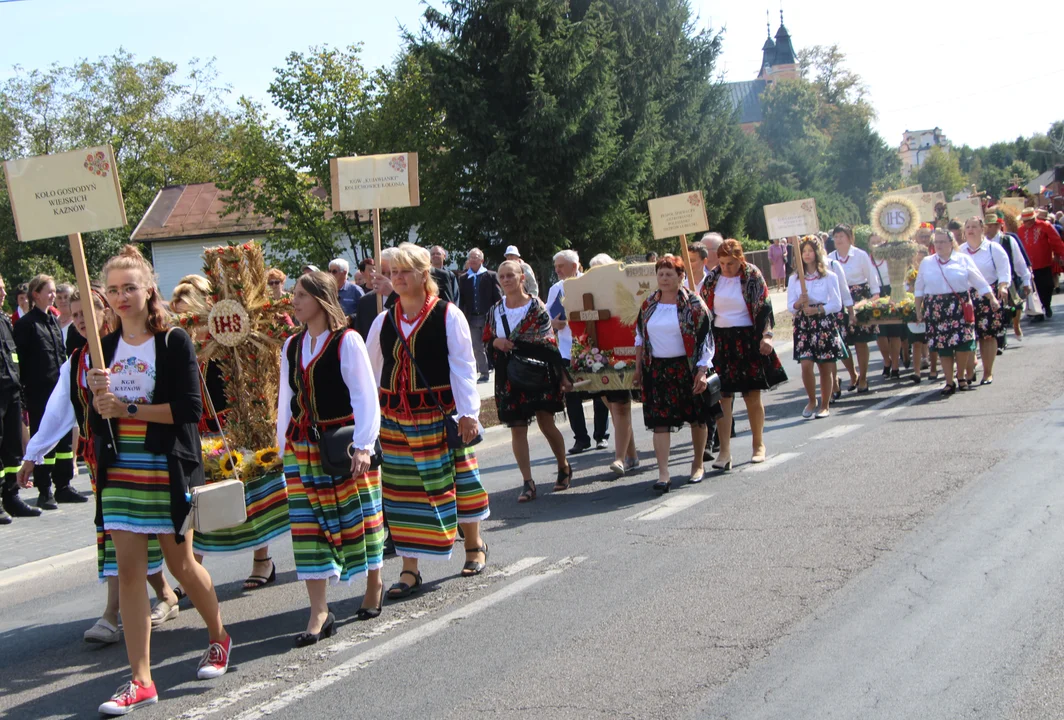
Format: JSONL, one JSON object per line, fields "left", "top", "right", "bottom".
{"left": 196, "top": 634, "right": 232, "bottom": 679}
{"left": 98, "top": 680, "right": 158, "bottom": 715}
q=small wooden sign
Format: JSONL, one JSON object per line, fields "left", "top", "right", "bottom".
{"left": 1001, "top": 197, "right": 1026, "bottom": 213}
{"left": 947, "top": 197, "right": 982, "bottom": 221}
{"left": 3, "top": 145, "right": 127, "bottom": 242}
{"left": 647, "top": 191, "right": 709, "bottom": 241}
{"left": 329, "top": 152, "right": 420, "bottom": 212}
{"left": 895, "top": 184, "right": 923, "bottom": 194}
{"left": 910, "top": 191, "right": 946, "bottom": 225}
{"left": 763, "top": 198, "right": 819, "bottom": 240}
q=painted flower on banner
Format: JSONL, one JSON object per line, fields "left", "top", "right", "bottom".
{"left": 389, "top": 155, "right": 407, "bottom": 173}
{"left": 687, "top": 193, "right": 701, "bottom": 206}
{"left": 84, "top": 150, "right": 110, "bottom": 177}
{"left": 801, "top": 201, "right": 814, "bottom": 213}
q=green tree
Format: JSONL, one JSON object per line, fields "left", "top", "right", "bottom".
{"left": 757, "top": 79, "right": 827, "bottom": 190}
{"left": 826, "top": 106, "right": 900, "bottom": 217}
{"left": 0, "top": 51, "right": 234, "bottom": 284}
{"left": 798, "top": 44, "right": 867, "bottom": 106}
{"left": 915, "top": 146, "right": 966, "bottom": 198}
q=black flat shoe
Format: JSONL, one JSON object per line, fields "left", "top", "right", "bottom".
{"left": 461, "top": 543, "right": 489, "bottom": 577}
{"left": 890, "top": 370, "right": 901, "bottom": 379}
{"left": 387, "top": 570, "right": 423, "bottom": 600}
{"left": 355, "top": 585, "right": 385, "bottom": 621}
{"left": 37, "top": 494, "right": 58, "bottom": 511}
{"left": 295, "top": 611, "right": 336, "bottom": 647}
{"left": 846, "top": 384, "right": 858, "bottom": 392}
{"left": 882, "top": 366, "right": 890, "bottom": 377}
{"left": 941, "top": 383, "right": 956, "bottom": 397}
{"left": 652, "top": 480, "right": 671, "bottom": 494}
{"left": 911, "top": 375, "right": 922, "bottom": 384}
{"left": 857, "top": 386, "right": 870, "bottom": 394}
{"left": 3, "top": 495, "right": 42, "bottom": 517}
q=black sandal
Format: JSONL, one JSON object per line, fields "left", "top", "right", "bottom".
{"left": 387, "top": 570, "right": 422, "bottom": 600}
{"left": 517, "top": 479, "right": 536, "bottom": 503}
{"left": 958, "top": 379, "right": 970, "bottom": 391}
{"left": 940, "top": 383, "right": 956, "bottom": 397}
{"left": 553, "top": 465, "right": 572, "bottom": 492}
{"left": 243, "top": 558, "right": 276, "bottom": 590}
{"left": 461, "top": 543, "right": 489, "bottom": 577}
{"left": 356, "top": 583, "right": 385, "bottom": 620}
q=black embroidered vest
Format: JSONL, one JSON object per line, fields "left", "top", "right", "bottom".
{"left": 379, "top": 298, "right": 455, "bottom": 413}
{"left": 285, "top": 329, "right": 354, "bottom": 440}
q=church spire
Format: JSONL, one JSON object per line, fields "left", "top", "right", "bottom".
{"left": 773, "top": 8, "right": 796, "bottom": 66}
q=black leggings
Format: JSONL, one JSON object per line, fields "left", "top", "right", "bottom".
{"left": 1033, "top": 267, "right": 1055, "bottom": 318}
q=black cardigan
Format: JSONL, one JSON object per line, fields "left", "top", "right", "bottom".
{"left": 90, "top": 328, "right": 205, "bottom": 542}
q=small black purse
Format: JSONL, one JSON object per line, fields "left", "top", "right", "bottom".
{"left": 317, "top": 426, "right": 383, "bottom": 478}
{"left": 499, "top": 311, "right": 551, "bottom": 391}
{"left": 388, "top": 312, "right": 482, "bottom": 450}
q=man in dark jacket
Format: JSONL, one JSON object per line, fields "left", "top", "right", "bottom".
{"left": 0, "top": 279, "right": 39, "bottom": 522}
{"left": 457, "top": 248, "right": 501, "bottom": 382}
{"left": 430, "top": 246, "right": 461, "bottom": 305}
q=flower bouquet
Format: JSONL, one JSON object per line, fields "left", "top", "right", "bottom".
{"left": 570, "top": 338, "right": 638, "bottom": 391}
{"left": 854, "top": 295, "right": 917, "bottom": 325}
{"left": 202, "top": 437, "right": 283, "bottom": 484}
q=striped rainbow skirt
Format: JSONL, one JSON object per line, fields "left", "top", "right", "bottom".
{"left": 193, "top": 469, "right": 290, "bottom": 555}
{"left": 100, "top": 419, "right": 176, "bottom": 536}
{"left": 283, "top": 438, "right": 384, "bottom": 584}
{"left": 86, "top": 438, "right": 163, "bottom": 579}
{"left": 380, "top": 410, "right": 490, "bottom": 561}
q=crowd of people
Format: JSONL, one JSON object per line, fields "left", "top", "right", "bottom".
{"left": 0, "top": 202, "right": 1060, "bottom": 715}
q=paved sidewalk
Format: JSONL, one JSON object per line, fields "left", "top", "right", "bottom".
{"left": 0, "top": 470, "right": 96, "bottom": 572}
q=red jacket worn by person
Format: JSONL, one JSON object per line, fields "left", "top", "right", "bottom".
{"left": 1017, "top": 220, "right": 1064, "bottom": 271}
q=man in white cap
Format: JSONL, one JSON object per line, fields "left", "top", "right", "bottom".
{"left": 503, "top": 245, "right": 539, "bottom": 297}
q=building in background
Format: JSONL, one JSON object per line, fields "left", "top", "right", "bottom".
{"left": 725, "top": 12, "right": 800, "bottom": 134}
{"left": 899, "top": 128, "right": 950, "bottom": 176}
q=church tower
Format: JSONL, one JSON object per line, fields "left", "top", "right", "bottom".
{"left": 757, "top": 10, "right": 799, "bottom": 84}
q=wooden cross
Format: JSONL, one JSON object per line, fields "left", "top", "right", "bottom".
{"left": 570, "top": 293, "right": 611, "bottom": 347}
{"left": 176, "top": 241, "right": 295, "bottom": 450}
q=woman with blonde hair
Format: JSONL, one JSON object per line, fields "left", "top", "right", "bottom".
{"left": 170, "top": 275, "right": 290, "bottom": 595}
{"left": 367, "top": 243, "right": 490, "bottom": 598}
{"left": 789, "top": 236, "right": 846, "bottom": 418}
{"left": 277, "top": 270, "right": 385, "bottom": 643}
{"left": 86, "top": 245, "right": 231, "bottom": 715}
{"left": 485, "top": 260, "right": 572, "bottom": 501}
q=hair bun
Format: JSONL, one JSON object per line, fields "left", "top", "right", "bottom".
{"left": 119, "top": 244, "right": 147, "bottom": 261}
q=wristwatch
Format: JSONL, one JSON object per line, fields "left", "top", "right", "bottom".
{"left": 126, "top": 403, "right": 139, "bottom": 418}
{"left": 762, "top": 331, "right": 774, "bottom": 339}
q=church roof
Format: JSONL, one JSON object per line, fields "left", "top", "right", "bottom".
{"left": 773, "top": 23, "right": 796, "bottom": 65}
{"left": 726, "top": 79, "right": 767, "bottom": 125}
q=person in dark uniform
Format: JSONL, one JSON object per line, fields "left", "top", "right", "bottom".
{"left": 430, "top": 246, "right": 461, "bottom": 305}
{"left": 13, "top": 274, "right": 85, "bottom": 509}
{"left": 458, "top": 248, "right": 501, "bottom": 382}
{"left": 0, "top": 274, "right": 40, "bottom": 522}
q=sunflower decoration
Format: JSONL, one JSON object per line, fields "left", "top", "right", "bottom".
{"left": 254, "top": 447, "right": 283, "bottom": 472}
{"left": 219, "top": 450, "right": 245, "bottom": 478}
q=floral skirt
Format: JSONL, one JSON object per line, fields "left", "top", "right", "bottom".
{"left": 848, "top": 283, "right": 878, "bottom": 343}
{"left": 793, "top": 312, "right": 849, "bottom": 363}
{"left": 711, "top": 326, "right": 787, "bottom": 395}
{"left": 973, "top": 295, "right": 1004, "bottom": 340}
{"left": 641, "top": 356, "right": 721, "bottom": 431}
{"left": 494, "top": 357, "right": 564, "bottom": 427}
{"left": 923, "top": 292, "right": 976, "bottom": 353}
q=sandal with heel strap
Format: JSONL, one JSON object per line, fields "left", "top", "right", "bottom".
{"left": 517, "top": 479, "right": 537, "bottom": 503}
{"left": 243, "top": 557, "right": 276, "bottom": 590}
{"left": 387, "top": 570, "right": 423, "bottom": 600}
{"left": 461, "top": 543, "right": 489, "bottom": 577}
{"left": 552, "top": 465, "right": 572, "bottom": 492}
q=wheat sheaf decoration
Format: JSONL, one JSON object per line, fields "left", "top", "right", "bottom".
{"left": 870, "top": 194, "right": 921, "bottom": 242}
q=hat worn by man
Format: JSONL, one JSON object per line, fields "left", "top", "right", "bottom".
{"left": 984, "top": 214, "right": 1001, "bottom": 225}
{"left": 503, "top": 245, "right": 522, "bottom": 258}
{"left": 1020, "top": 208, "right": 1037, "bottom": 221}
{"left": 302, "top": 264, "right": 321, "bottom": 274}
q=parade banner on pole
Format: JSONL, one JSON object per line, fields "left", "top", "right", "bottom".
{"left": 947, "top": 197, "right": 982, "bottom": 221}
{"left": 910, "top": 191, "right": 946, "bottom": 226}
{"left": 3, "top": 145, "right": 127, "bottom": 373}
{"left": 329, "top": 152, "right": 420, "bottom": 311}
{"left": 1001, "top": 197, "right": 1026, "bottom": 213}
{"left": 763, "top": 198, "right": 819, "bottom": 240}
{"left": 895, "top": 184, "right": 923, "bottom": 194}
{"left": 647, "top": 190, "right": 709, "bottom": 289}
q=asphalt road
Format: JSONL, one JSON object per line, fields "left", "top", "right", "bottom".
{"left": 3, "top": 303, "right": 1064, "bottom": 720}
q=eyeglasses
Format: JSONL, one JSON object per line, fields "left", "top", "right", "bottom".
{"left": 329, "top": 268, "right": 344, "bottom": 274}
{"left": 104, "top": 285, "right": 144, "bottom": 299}
{"left": 267, "top": 280, "right": 283, "bottom": 286}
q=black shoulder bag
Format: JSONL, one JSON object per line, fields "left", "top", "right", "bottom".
{"left": 499, "top": 309, "right": 551, "bottom": 391}
{"left": 387, "top": 312, "right": 482, "bottom": 450}
{"left": 294, "top": 332, "right": 383, "bottom": 478}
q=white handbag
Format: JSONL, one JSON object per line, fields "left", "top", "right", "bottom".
{"left": 187, "top": 479, "right": 247, "bottom": 533}
{"left": 180, "top": 354, "right": 248, "bottom": 534}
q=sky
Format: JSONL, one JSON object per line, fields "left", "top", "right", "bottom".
{"left": 1, "top": 0, "right": 1060, "bottom": 151}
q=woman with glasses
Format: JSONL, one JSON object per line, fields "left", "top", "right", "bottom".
{"left": 87, "top": 245, "right": 232, "bottom": 715}
{"left": 915, "top": 228, "right": 1000, "bottom": 396}
{"left": 266, "top": 268, "right": 288, "bottom": 300}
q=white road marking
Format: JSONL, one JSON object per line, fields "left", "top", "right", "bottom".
{"left": 230, "top": 557, "right": 587, "bottom": 720}
{"left": 881, "top": 388, "right": 938, "bottom": 416}
{"left": 851, "top": 384, "right": 927, "bottom": 419}
{"left": 810, "top": 424, "right": 862, "bottom": 440}
{"left": 176, "top": 681, "right": 277, "bottom": 720}
{"left": 625, "top": 493, "right": 714, "bottom": 522}
{"left": 742, "top": 452, "right": 801, "bottom": 473}
{"left": 490, "top": 556, "right": 548, "bottom": 578}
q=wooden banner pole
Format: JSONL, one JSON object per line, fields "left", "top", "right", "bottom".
{"left": 678, "top": 233, "right": 696, "bottom": 290}
{"left": 373, "top": 208, "right": 383, "bottom": 314}
{"left": 68, "top": 233, "right": 105, "bottom": 370}
{"left": 792, "top": 236, "right": 808, "bottom": 296}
